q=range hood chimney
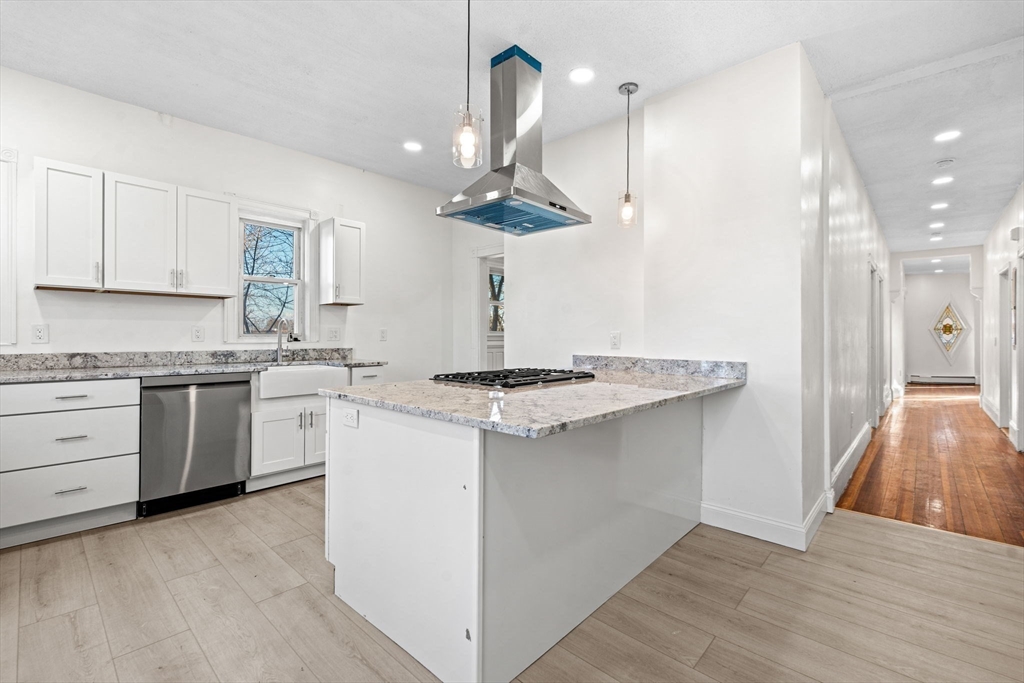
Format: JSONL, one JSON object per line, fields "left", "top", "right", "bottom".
{"left": 436, "top": 45, "right": 591, "bottom": 235}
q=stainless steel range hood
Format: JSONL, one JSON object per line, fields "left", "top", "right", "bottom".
{"left": 436, "top": 45, "right": 591, "bottom": 235}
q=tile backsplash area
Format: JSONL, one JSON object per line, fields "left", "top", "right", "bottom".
{"left": 0, "top": 348, "right": 353, "bottom": 371}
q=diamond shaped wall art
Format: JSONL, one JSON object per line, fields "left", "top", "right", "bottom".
{"left": 930, "top": 301, "right": 971, "bottom": 365}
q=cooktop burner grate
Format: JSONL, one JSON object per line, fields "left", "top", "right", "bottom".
{"left": 432, "top": 368, "right": 595, "bottom": 389}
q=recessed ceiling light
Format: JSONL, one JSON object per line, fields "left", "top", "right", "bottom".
{"left": 569, "top": 67, "right": 595, "bottom": 84}
{"left": 930, "top": 235, "right": 943, "bottom": 242}
{"left": 931, "top": 259, "right": 942, "bottom": 263}
{"left": 932, "top": 177, "right": 953, "bottom": 185}
{"left": 931, "top": 203, "right": 948, "bottom": 209}
{"left": 929, "top": 222, "right": 945, "bottom": 228}
{"left": 934, "top": 131, "right": 961, "bottom": 142}
{"left": 934, "top": 269, "right": 944, "bottom": 273}
{"left": 403, "top": 141, "right": 423, "bottom": 152}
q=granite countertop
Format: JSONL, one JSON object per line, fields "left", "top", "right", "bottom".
{"left": 319, "top": 359, "right": 745, "bottom": 438}
{"left": 0, "top": 350, "right": 386, "bottom": 384}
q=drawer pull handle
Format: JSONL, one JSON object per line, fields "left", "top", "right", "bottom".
{"left": 362, "top": 374, "right": 378, "bottom": 379}
{"left": 55, "top": 394, "right": 89, "bottom": 400}
{"left": 55, "top": 434, "right": 88, "bottom": 442}
{"left": 55, "top": 486, "right": 88, "bottom": 495}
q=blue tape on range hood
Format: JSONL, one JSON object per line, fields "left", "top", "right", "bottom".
{"left": 450, "top": 198, "right": 581, "bottom": 235}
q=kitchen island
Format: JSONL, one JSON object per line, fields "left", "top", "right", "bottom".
{"left": 320, "top": 356, "right": 745, "bottom": 683}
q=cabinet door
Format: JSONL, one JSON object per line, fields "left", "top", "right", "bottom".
{"left": 177, "top": 187, "right": 237, "bottom": 297}
{"left": 103, "top": 173, "right": 177, "bottom": 293}
{"left": 251, "top": 408, "right": 306, "bottom": 476}
{"left": 319, "top": 218, "right": 365, "bottom": 305}
{"left": 303, "top": 400, "right": 328, "bottom": 465}
{"left": 34, "top": 159, "right": 104, "bottom": 289}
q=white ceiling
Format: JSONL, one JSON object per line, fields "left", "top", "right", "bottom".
{"left": 901, "top": 254, "right": 971, "bottom": 275}
{"left": 1, "top": 0, "right": 1021, "bottom": 251}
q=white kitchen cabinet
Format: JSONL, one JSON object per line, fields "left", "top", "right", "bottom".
{"left": 319, "top": 217, "right": 365, "bottom": 305}
{"left": 349, "top": 366, "right": 384, "bottom": 386}
{"left": 177, "top": 187, "right": 237, "bottom": 297}
{"left": 34, "top": 159, "right": 104, "bottom": 289}
{"left": 251, "top": 408, "right": 307, "bottom": 476}
{"left": 252, "top": 402, "right": 328, "bottom": 474}
{"left": 103, "top": 172, "right": 178, "bottom": 293}
{"left": 304, "top": 401, "right": 328, "bottom": 465}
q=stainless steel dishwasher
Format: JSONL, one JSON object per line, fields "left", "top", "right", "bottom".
{"left": 139, "top": 373, "right": 251, "bottom": 516}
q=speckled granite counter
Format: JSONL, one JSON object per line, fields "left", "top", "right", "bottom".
{"left": 320, "top": 356, "right": 745, "bottom": 438}
{"left": 0, "top": 349, "right": 386, "bottom": 384}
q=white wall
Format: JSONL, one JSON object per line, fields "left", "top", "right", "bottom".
{"left": 824, "top": 102, "right": 890, "bottom": 480}
{"left": 0, "top": 67, "right": 454, "bottom": 382}
{"left": 643, "top": 45, "right": 807, "bottom": 541}
{"left": 504, "top": 113, "right": 645, "bottom": 368}
{"left": 981, "top": 183, "right": 1024, "bottom": 439}
{"left": 904, "top": 273, "right": 976, "bottom": 380}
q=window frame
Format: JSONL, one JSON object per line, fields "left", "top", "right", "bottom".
{"left": 238, "top": 214, "right": 304, "bottom": 340}
{"left": 487, "top": 263, "right": 504, "bottom": 337}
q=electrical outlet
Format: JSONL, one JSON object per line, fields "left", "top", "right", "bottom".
{"left": 31, "top": 324, "right": 49, "bottom": 344}
{"left": 379, "top": 328, "right": 388, "bottom": 342}
{"left": 610, "top": 331, "right": 621, "bottom": 350}
{"left": 326, "top": 326, "right": 341, "bottom": 342}
{"left": 342, "top": 408, "right": 359, "bottom": 428}
{"left": 191, "top": 326, "right": 205, "bottom": 342}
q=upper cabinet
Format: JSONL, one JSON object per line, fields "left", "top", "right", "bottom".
{"left": 319, "top": 217, "right": 364, "bottom": 305}
{"left": 177, "top": 187, "right": 237, "bottom": 297}
{"left": 34, "top": 160, "right": 237, "bottom": 298}
{"left": 103, "top": 173, "right": 178, "bottom": 293}
{"left": 34, "top": 159, "right": 104, "bottom": 289}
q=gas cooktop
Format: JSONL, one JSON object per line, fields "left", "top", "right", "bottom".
{"left": 432, "top": 368, "right": 596, "bottom": 390}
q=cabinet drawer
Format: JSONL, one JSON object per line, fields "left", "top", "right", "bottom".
{"left": 0, "top": 454, "right": 139, "bottom": 528}
{"left": 0, "top": 378, "right": 140, "bottom": 416}
{"left": 0, "top": 406, "right": 140, "bottom": 472}
{"left": 350, "top": 368, "right": 384, "bottom": 386}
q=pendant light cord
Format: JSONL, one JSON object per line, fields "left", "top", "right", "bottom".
{"left": 625, "top": 89, "right": 631, "bottom": 193}
{"left": 466, "top": 0, "right": 471, "bottom": 107}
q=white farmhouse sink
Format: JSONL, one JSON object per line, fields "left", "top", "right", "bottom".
{"left": 259, "top": 365, "right": 349, "bottom": 399}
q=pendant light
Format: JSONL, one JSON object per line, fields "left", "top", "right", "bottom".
{"left": 618, "top": 82, "right": 639, "bottom": 228}
{"left": 453, "top": 0, "right": 483, "bottom": 168}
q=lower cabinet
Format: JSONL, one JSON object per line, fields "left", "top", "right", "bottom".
{"left": 0, "top": 453, "right": 139, "bottom": 528}
{"left": 251, "top": 402, "right": 326, "bottom": 476}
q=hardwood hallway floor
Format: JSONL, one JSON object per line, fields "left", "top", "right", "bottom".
{"left": 838, "top": 384, "right": 1024, "bottom": 546}
{"left": 1, "top": 478, "right": 1021, "bottom": 683}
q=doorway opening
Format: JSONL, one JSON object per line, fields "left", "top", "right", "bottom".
{"left": 485, "top": 257, "right": 505, "bottom": 370}
{"left": 999, "top": 265, "right": 1012, "bottom": 429}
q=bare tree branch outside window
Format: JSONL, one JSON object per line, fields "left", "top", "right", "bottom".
{"left": 489, "top": 272, "right": 505, "bottom": 333}
{"left": 242, "top": 223, "right": 298, "bottom": 335}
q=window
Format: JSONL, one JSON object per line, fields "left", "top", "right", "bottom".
{"left": 488, "top": 269, "right": 504, "bottom": 333}
{"left": 240, "top": 220, "right": 302, "bottom": 336}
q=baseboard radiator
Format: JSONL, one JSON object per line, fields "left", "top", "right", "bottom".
{"left": 908, "top": 374, "right": 977, "bottom": 385}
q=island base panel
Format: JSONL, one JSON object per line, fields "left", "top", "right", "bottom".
{"left": 327, "top": 398, "right": 702, "bottom": 683}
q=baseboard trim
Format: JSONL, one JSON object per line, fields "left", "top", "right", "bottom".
{"left": 831, "top": 421, "right": 872, "bottom": 503}
{"left": 246, "top": 463, "right": 325, "bottom": 492}
{"left": 701, "top": 492, "right": 827, "bottom": 551}
{"left": 0, "top": 503, "right": 136, "bottom": 549}
{"left": 981, "top": 395, "right": 1000, "bottom": 427}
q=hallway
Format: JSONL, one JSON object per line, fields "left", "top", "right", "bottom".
{"left": 838, "top": 385, "right": 1024, "bottom": 546}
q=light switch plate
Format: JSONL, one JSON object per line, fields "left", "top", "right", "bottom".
{"left": 326, "top": 326, "right": 341, "bottom": 342}
{"left": 191, "top": 326, "right": 205, "bottom": 342}
{"left": 31, "top": 324, "right": 49, "bottom": 344}
{"left": 610, "top": 331, "right": 621, "bottom": 350}
{"left": 379, "top": 328, "right": 388, "bottom": 342}
{"left": 342, "top": 408, "right": 359, "bottom": 428}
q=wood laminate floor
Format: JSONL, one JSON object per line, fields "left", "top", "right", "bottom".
{"left": 1, "top": 478, "right": 1021, "bottom": 682}
{"left": 838, "top": 384, "right": 1024, "bottom": 546}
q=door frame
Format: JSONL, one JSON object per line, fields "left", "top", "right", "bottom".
{"left": 998, "top": 264, "right": 1012, "bottom": 429}
{"left": 471, "top": 244, "right": 504, "bottom": 370}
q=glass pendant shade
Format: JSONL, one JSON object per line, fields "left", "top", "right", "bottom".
{"left": 453, "top": 104, "right": 483, "bottom": 169}
{"left": 618, "top": 191, "right": 637, "bottom": 228}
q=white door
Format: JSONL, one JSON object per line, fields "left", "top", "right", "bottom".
{"left": 177, "top": 187, "right": 237, "bottom": 297}
{"left": 103, "top": 173, "right": 177, "bottom": 293}
{"left": 304, "top": 401, "right": 328, "bottom": 465}
{"left": 34, "top": 159, "right": 104, "bottom": 289}
{"left": 251, "top": 408, "right": 306, "bottom": 476}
